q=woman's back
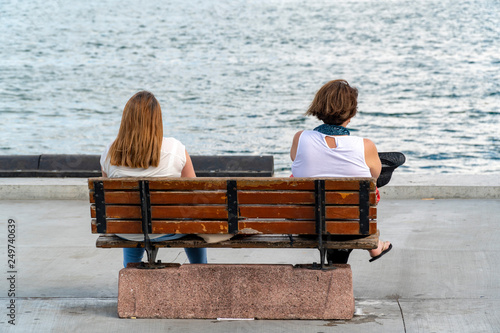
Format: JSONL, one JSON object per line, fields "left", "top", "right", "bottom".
{"left": 291, "top": 80, "right": 391, "bottom": 263}
{"left": 291, "top": 130, "right": 371, "bottom": 178}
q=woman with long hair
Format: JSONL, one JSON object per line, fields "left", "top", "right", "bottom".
{"left": 100, "top": 91, "right": 207, "bottom": 267}
{"left": 290, "top": 80, "right": 392, "bottom": 263}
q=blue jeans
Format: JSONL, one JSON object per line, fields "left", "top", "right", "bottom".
{"left": 122, "top": 234, "right": 207, "bottom": 267}
{"left": 123, "top": 247, "right": 207, "bottom": 267}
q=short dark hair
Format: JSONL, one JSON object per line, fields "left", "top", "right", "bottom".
{"left": 305, "top": 80, "right": 358, "bottom": 125}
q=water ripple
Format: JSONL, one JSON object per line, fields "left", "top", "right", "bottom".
{"left": 0, "top": 0, "right": 499, "bottom": 175}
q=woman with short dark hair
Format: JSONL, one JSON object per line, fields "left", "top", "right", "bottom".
{"left": 290, "top": 80, "right": 392, "bottom": 262}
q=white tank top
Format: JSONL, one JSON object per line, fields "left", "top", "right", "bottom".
{"left": 100, "top": 137, "right": 186, "bottom": 178}
{"left": 291, "top": 130, "right": 371, "bottom": 177}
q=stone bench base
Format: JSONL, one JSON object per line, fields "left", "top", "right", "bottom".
{"left": 118, "top": 264, "right": 354, "bottom": 320}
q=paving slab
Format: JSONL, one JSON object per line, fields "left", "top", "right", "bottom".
{"left": 0, "top": 298, "right": 405, "bottom": 333}
{"left": 399, "top": 299, "right": 500, "bottom": 333}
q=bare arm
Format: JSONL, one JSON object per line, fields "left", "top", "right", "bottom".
{"left": 363, "top": 138, "right": 382, "bottom": 179}
{"left": 290, "top": 130, "right": 304, "bottom": 161}
{"left": 181, "top": 150, "right": 197, "bottom": 178}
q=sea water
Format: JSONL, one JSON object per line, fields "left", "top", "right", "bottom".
{"left": 1, "top": 0, "right": 499, "bottom": 175}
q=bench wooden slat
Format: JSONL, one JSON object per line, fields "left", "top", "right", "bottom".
{"left": 91, "top": 219, "right": 229, "bottom": 234}
{"left": 239, "top": 220, "right": 377, "bottom": 235}
{"left": 90, "top": 205, "right": 376, "bottom": 220}
{"left": 89, "top": 191, "right": 227, "bottom": 205}
{"left": 91, "top": 205, "right": 229, "bottom": 220}
{"left": 229, "top": 178, "right": 376, "bottom": 191}
{"left": 239, "top": 206, "right": 376, "bottom": 220}
{"left": 88, "top": 177, "right": 376, "bottom": 191}
{"left": 89, "top": 178, "right": 229, "bottom": 190}
{"left": 328, "top": 206, "right": 377, "bottom": 219}
{"left": 95, "top": 232, "right": 379, "bottom": 249}
{"left": 92, "top": 219, "right": 376, "bottom": 235}
{"left": 89, "top": 190, "right": 377, "bottom": 206}
{"left": 240, "top": 191, "right": 376, "bottom": 205}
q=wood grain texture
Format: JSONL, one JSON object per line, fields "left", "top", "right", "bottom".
{"left": 89, "top": 177, "right": 378, "bottom": 240}
{"left": 88, "top": 177, "right": 376, "bottom": 191}
{"left": 89, "top": 190, "right": 377, "bottom": 205}
{"left": 96, "top": 231, "right": 379, "bottom": 249}
{"left": 90, "top": 205, "right": 229, "bottom": 219}
{"left": 91, "top": 219, "right": 377, "bottom": 235}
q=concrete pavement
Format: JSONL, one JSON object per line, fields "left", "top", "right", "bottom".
{"left": 0, "top": 175, "right": 499, "bottom": 332}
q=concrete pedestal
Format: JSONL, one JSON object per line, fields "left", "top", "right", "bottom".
{"left": 118, "top": 264, "right": 354, "bottom": 320}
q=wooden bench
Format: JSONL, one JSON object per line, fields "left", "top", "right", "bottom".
{"left": 89, "top": 177, "right": 379, "bottom": 269}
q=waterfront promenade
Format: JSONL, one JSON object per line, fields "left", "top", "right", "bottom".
{"left": 1, "top": 174, "right": 499, "bottom": 332}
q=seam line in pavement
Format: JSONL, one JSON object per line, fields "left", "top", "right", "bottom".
{"left": 397, "top": 298, "right": 407, "bottom": 333}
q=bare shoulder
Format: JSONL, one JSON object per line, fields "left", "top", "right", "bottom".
{"left": 294, "top": 130, "right": 304, "bottom": 138}
{"left": 363, "top": 138, "right": 378, "bottom": 151}
{"left": 363, "top": 138, "right": 381, "bottom": 178}
{"left": 290, "top": 130, "right": 305, "bottom": 161}
{"left": 293, "top": 130, "right": 304, "bottom": 140}
{"left": 181, "top": 149, "right": 196, "bottom": 178}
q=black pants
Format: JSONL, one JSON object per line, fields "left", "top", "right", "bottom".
{"left": 326, "top": 249, "right": 353, "bottom": 264}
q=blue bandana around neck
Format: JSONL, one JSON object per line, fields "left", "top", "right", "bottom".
{"left": 313, "top": 124, "right": 350, "bottom": 136}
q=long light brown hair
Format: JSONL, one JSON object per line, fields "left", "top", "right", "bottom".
{"left": 305, "top": 79, "right": 358, "bottom": 125}
{"left": 108, "top": 91, "right": 163, "bottom": 168}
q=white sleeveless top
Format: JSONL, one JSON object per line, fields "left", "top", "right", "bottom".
{"left": 291, "top": 130, "right": 371, "bottom": 177}
{"left": 100, "top": 137, "right": 186, "bottom": 178}
{"left": 100, "top": 137, "right": 186, "bottom": 241}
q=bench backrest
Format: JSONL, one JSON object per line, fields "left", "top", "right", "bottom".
{"left": 88, "top": 177, "right": 377, "bottom": 236}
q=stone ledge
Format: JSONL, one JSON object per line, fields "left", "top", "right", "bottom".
{"left": 118, "top": 264, "right": 354, "bottom": 320}
{"left": 380, "top": 185, "right": 500, "bottom": 199}
{"left": 0, "top": 178, "right": 88, "bottom": 200}
{"left": 379, "top": 173, "right": 500, "bottom": 199}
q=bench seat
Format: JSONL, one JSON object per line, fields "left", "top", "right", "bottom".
{"left": 96, "top": 232, "right": 379, "bottom": 249}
